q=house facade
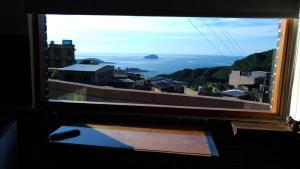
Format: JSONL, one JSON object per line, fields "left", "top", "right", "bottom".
{"left": 48, "top": 40, "right": 75, "bottom": 68}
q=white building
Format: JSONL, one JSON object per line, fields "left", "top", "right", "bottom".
{"left": 229, "top": 70, "right": 268, "bottom": 88}
{"left": 229, "top": 71, "right": 255, "bottom": 88}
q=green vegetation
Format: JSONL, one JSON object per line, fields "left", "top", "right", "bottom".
{"left": 72, "top": 93, "right": 86, "bottom": 101}
{"left": 57, "top": 90, "right": 87, "bottom": 101}
{"left": 231, "top": 49, "right": 274, "bottom": 72}
{"left": 159, "top": 49, "right": 275, "bottom": 90}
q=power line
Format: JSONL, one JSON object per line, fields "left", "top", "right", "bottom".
{"left": 212, "top": 18, "right": 244, "bottom": 56}
{"left": 200, "top": 18, "right": 239, "bottom": 57}
{"left": 186, "top": 18, "right": 228, "bottom": 59}
{"left": 214, "top": 18, "right": 247, "bottom": 56}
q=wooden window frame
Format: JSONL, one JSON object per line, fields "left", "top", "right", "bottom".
{"left": 28, "top": 14, "right": 297, "bottom": 121}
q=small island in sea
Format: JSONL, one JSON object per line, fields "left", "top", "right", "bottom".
{"left": 144, "top": 54, "right": 159, "bottom": 59}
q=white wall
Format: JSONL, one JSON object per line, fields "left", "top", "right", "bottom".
{"left": 289, "top": 19, "right": 300, "bottom": 121}
{"left": 229, "top": 70, "right": 255, "bottom": 88}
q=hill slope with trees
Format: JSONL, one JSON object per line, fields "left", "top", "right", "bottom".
{"left": 158, "top": 49, "right": 275, "bottom": 89}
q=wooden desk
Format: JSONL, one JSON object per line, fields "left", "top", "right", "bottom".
{"left": 49, "top": 124, "right": 218, "bottom": 157}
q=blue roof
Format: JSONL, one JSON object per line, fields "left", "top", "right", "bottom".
{"left": 222, "top": 89, "right": 246, "bottom": 97}
{"left": 59, "top": 64, "right": 112, "bottom": 72}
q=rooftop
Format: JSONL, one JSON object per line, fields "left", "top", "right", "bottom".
{"left": 59, "top": 64, "right": 112, "bottom": 72}
{"left": 151, "top": 80, "right": 174, "bottom": 89}
{"left": 114, "top": 74, "right": 128, "bottom": 78}
{"left": 114, "top": 78, "right": 135, "bottom": 83}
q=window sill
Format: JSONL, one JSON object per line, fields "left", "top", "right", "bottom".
{"left": 49, "top": 124, "right": 219, "bottom": 157}
{"left": 231, "top": 121, "right": 292, "bottom": 135}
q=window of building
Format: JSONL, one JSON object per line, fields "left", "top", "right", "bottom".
{"left": 27, "top": 0, "right": 300, "bottom": 120}
{"left": 31, "top": 14, "right": 293, "bottom": 119}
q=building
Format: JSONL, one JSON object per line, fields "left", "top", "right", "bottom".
{"left": 112, "top": 73, "right": 135, "bottom": 88}
{"left": 112, "top": 70, "right": 150, "bottom": 90}
{"left": 229, "top": 71, "right": 255, "bottom": 88}
{"left": 229, "top": 70, "right": 269, "bottom": 88}
{"left": 127, "top": 73, "right": 147, "bottom": 88}
{"left": 150, "top": 78, "right": 186, "bottom": 93}
{"left": 112, "top": 78, "right": 135, "bottom": 88}
{"left": 48, "top": 40, "right": 76, "bottom": 68}
{"left": 58, "top": 64, "right": 114, "bottom": 85}
{"left": 228, "top": 70, "right": 271, "bottom": 102}
{"left": 151, "top": 80, "right": 176, "bottom": 93}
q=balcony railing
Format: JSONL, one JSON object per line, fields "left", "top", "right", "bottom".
{"left": 48, "top": 79, "right": 270, "bottom": 110}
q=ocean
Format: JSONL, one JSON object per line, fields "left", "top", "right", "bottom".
{"left": 76, "top": 53, "right": 242, "bottom": 77}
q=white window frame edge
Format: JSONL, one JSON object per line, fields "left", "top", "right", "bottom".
{"left": 289, "top": 18, "right": 300, "bottom": 122}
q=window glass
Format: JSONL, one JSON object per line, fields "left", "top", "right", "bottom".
{"left": 46, "top": 15, "right": 282, "bottom": 111}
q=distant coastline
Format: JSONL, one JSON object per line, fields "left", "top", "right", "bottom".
{"left": 75, "top": 53, "right": 240, "bottom": 77}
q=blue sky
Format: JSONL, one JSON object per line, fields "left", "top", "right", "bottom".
{"left": 46, "top": 15, "right": 280, "bottom": 57}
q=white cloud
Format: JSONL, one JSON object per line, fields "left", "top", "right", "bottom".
{"left": 46, "top": 15, "right": 194, "bottom": 33}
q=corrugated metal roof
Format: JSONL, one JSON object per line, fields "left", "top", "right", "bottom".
{"left": 59, "top": 64, "right": 112, "bottom": 72}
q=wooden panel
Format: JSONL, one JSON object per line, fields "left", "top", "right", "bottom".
{"left": 50, "top": 124, "right": 218, "bottom": 157}
{"left": 272, "top": 19, "right": 293, "bottom": 116}
{"left": 34, "top": 20, "right": 296, "bottom": 122}
{"left": 231, "top": 121, "right": 291, "bottom": 135}
{"left": 279, "top": 19, "right": 299, "bottom": 120}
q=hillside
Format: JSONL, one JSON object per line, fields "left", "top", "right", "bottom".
{"left": 158, "top": 49, "right": 275, "bottom": 88}
{"left": 231, "top": 49, "right": 274, "bottom": 72}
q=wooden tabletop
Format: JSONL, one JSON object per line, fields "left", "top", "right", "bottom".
{"left": 49, "top": 124, "right": 218, "bottom": 157}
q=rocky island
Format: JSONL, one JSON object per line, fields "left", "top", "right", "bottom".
{"left": 144, "top": 54, "right": 159, "bottom": 59}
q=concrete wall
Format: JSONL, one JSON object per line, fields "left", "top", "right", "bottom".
{"left": 95, "top": 65, "right": 114, "bottom": 85}
{"left": 229, "top": 71, "right": 255, "bottom": 88}
{"left": 229, "top": 71, "right": 240, "bottom": 88}
{"left": 240, "top": 76, "right": 255, "bottom": 86}
{"left": 59, "top": 71, "right": 95, "bottom": 84}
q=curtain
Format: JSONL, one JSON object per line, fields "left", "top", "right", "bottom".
{"left": 289, "top": 19, "right": 300, "bottom": 121}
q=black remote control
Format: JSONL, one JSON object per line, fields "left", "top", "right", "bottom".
{"left": 49, "top": 129, "right": 80, "bottom": 141}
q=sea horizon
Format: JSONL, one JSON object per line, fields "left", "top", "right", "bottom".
{"left": 76, "top": 52, "right": 242, "bottom": 77}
